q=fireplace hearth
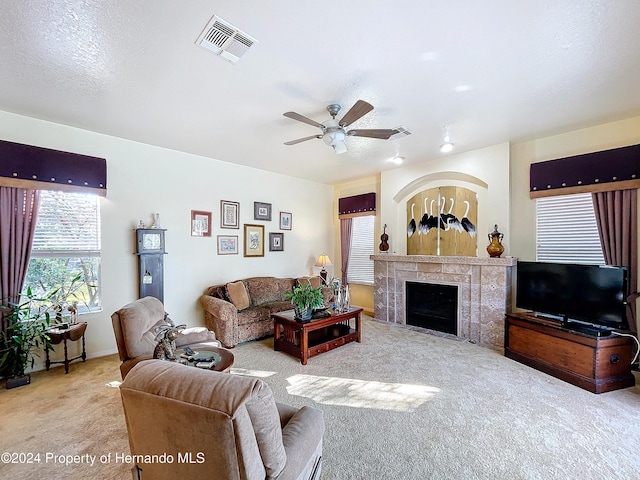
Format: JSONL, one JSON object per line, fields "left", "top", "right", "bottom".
{"left": 406, "top": 282, "right": 458, "bottom": 335}
{"left": 371, "top": 255, "right": 516, "bottom": 350}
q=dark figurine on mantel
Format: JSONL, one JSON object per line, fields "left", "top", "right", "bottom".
{"left": 379, "top": 224, "right": 389, "bottom": 252}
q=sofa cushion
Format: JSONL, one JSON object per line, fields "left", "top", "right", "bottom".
{"left": 238, "top": 306, "right": 271, "bottom": 326}
{"left": 296, "top": 276, "right": 322, "bottom": 289}
{"left": 226, "top": 281, "right": 250, "bottom": 311}
{"left": 117, "top": 296, "right": 167, "bottom": 359}
{"left": 174, "top": 327, "right": 216, "bottom": 346}
{"left": 263, "top": 301, "right": 294, "bottom": 314}
{"left": 246, "top": 277, "right": 295, "bottom": 306}
{"left": 205, "top": 284, "right": 228, "bottom": 300}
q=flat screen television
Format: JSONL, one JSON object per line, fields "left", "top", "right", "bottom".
{"left": 516, "top": 261, "right": 628, "bottom": 330}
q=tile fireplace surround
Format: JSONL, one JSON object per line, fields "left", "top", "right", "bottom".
{"left": 371, "top": 255, "right": 517, "bottom": 350}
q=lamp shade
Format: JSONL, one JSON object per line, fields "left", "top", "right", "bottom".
{"left": 314, "top": 254, "right": 332, "bottom": 268}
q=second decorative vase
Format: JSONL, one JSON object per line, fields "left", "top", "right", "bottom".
{"left": 341, "top": 285, "right": 350, "bottom": 312}
{"left": 487, "top": 224, "right": 505, "bottom": 258}
{"left": 294, "top": 305, "right": 313, "bottom": 321}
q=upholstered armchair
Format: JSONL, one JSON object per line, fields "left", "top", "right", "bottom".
{"left": 119, "top": 360, "right": 324, "bottom": 480}
{"left": 111, "top": 296, "right": 220, "bottom": 379}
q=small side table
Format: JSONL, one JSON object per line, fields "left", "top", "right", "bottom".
{"left": 46, "top": 322, "right": 88, "bottom": 374}
{"left": 178, "top": 346, "right": 234, "bottom": 373}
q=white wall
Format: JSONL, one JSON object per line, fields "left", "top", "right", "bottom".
{"left": 0, "top": 110, "right": 334, "bottom": 367}
{"left": 379, "top": 143, "right": 511, "bottom": 256}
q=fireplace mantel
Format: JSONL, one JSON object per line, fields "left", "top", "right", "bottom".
{"left": 371, "top": 255, "right": 517, "bottom": 350}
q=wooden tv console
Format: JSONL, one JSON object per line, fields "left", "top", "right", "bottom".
{"left": 504, "top": 313, "right": 636, "bottom": 393}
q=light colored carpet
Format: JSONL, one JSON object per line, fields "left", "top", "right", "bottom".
{"left": 2, "top": 317, "right": 640, "bottom": 479}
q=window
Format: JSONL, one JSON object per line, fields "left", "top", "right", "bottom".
{"left": 23, "top": 190, "right": 101, "bottom": 312}
{"left": 347, "top": 215, "right": 375, "bottom": 285}
{"left": 536, "top": 193, "right": 604, "bottom": 265}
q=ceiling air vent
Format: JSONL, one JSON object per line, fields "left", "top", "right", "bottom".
{"left": 196, "top": 15, "right": 257, "bottom": 64}
{"left": 389, "top": 126, "right": 412, "bottom": 140}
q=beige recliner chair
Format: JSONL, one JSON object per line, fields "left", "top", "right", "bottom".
{"left": 120, "top": 360, "right": 324, "bottom": 480}
{"left": 111, "top": 296, "right": 220, "bottom": 379}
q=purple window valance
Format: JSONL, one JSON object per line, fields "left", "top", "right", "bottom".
{"left": 530, "top": 143, "right": 640, "bottom": 198}
{"left": 338, "top": 192, "right": 376, "bottom": 218}
{"left": 0, "top": 139, "right": 107, "bottom": 196}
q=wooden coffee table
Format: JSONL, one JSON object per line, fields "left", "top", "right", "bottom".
{"left": 272, "top": 307, "right": 363, "bottom": 365}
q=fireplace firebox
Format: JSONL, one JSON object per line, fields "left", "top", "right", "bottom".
{"left": 406, "top": 282, "right": 458, "bottom": 335}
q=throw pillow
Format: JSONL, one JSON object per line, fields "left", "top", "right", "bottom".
{"left": 226, "top": 281, "right": 250, "bottom": 310}
{"left": 297, "top": 276, "right": 322, "bottom": 289}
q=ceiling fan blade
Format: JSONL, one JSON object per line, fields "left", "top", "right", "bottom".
{"left": 284, "top": 134, "right": 323, "bottom": 145}
{"left": 338, "top": 100, "right": 374, "bottom": 127}
{"left": 283, "top": 111, "right": 325, "bottom": 129}
{"left": 347, "top": 128, "right": 399, "bottom": 139}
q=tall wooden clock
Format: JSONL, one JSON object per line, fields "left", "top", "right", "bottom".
{"left": 135, "top": 229, "right": 167, "bottom": 302}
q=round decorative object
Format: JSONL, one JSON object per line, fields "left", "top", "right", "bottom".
{"left": 487, "top": 224, "right": 505, "bottom": 258}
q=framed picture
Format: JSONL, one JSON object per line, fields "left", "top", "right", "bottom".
{"left": 191, "top": 210, "right": 211, "bottom": 237}
{"left": 220, "top": 200, "right": 239, "bottom": 229}
{"left": 279, "top": 211, "right": 292, "bottom": 230}
{"left": 243, "top": 224, "right": 264, "bottom": 257}
{"left": 217, "top": 235, "right": 238, "bottom": 255}
{"left": 254, "top": 202, "right": 272, "bottom": 221}
{"left": 269, "top": 232, "right": 284, "bottom": 252}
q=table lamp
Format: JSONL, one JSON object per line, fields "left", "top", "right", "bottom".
{"left": 314, "top": 253, "right": 332, "bottom": 284}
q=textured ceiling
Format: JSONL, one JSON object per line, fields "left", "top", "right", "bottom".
{"left": 1, "top": 1, "right": 640, "bottom": 184}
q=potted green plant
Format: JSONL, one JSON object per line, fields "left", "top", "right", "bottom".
{"left": 0, "top": 287, "right": 54, "bottom": 389}
{"left": 285, "top": 282, "right": 324, "bottom": 321}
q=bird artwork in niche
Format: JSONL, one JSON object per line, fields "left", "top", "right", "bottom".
{"left": 418, "top": 197, "right": 430, "bottom": 234}
{"left": 441, "top": 198, "right": 463, "bottom": 232}
{"left": 461, "top": 200, "right": 476, "bottom": 237}
{"left": 407, "top": 203, "right": 416, "bottom": 237}
{"left": 425, "top": 199, "right": 440, "bottom": 231}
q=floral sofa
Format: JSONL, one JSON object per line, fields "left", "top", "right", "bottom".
{"left": 200, "top": 276, "right": 332, "bottom": 348}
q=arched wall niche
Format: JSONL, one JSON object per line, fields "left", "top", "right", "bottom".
{"left": 392, "top": 171, "right": 488, "bottom": 257}
{"left": 393, "top": 171, "right": 488, "bottom": 204}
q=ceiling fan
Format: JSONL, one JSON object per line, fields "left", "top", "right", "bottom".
{"left": 283, "top": 100, "right": 399, "bottom": 154}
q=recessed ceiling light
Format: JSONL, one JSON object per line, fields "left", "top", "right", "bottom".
{"left": 439, "top": 142, "right": 454, "bottom": 153}
{"left": 420, "top": 52, "right": 439, "bottom": 62}
{"left": 387, "top": 156, "right": 404, "bottom": 165}
{"left": 454, "top": 84, "right": 473, "bottom": 93}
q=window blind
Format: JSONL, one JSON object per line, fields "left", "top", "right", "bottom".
{"left": 536, "top": 193, "right": 604, "bottom": 264}
{"left": 31, "top": 190, "right": 101, "bottom": 255}
{"left": 347, "top": 215, "right": 375, "bottom": 285}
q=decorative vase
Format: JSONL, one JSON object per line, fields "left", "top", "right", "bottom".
{"left": 294, "top": 305, "right": 312, "bottom": 321}
{"left": 334, "top": 286, "right": 343, "bottom": 312}
{"left": 487, "top": 224, "right": 505, "bottom": 258}
{"left": 341, "top": 285, "right": 350, "bottom": 311}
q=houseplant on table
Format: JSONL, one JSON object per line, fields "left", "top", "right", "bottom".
{"left": 285, "top": 282, "right": 324, "bottom": 321}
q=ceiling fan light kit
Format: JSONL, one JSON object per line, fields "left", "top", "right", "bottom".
{"left": 283, "top": 100, "right": 401, "bottom": 154}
